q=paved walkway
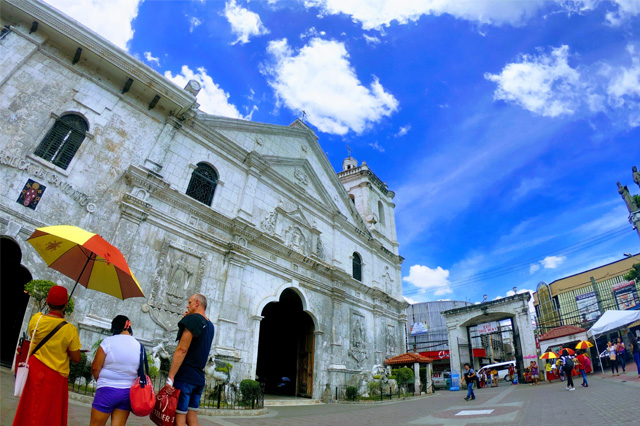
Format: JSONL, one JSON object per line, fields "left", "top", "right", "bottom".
{"left": 2, "top": 365, "right": 639, "bottom": 425}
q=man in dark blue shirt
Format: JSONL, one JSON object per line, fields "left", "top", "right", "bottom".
{"left": 166, "top": 293, "right": 215, "bottom": 426}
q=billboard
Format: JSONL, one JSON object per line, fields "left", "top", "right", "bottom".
{"left": 575, "top": 291, "right": 600, "bottom": 322}
{"left": 612, "top": 280, "right": 639, "bottom": 310}
{"left": 410, "top": 321, "right": 428, "bottom": 336}
{"left": 477, "top": 321, "right": 499, "bottom": 335}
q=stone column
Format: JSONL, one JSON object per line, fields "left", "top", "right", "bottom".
{"left": 329, "top": 286, "right": 346, "bottom": 368}
{"left": 413, "top": 362, "right": 421, "bottom": 395}
{"left": 237, "top": 152, "right": 269, "bottom": 222}
{"left": 447, "top": 325, "right": 464, "bottom": 376}
{"left": 426, "top": 363, "right": 433, "bottom": 393}
{"left": 214, "top": 249, "right": 249, "bottom": 357}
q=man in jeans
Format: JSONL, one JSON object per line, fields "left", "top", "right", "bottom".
{"left": 166, "top": 294, "right": 215, "bottom": 426}
{"left": 461, "top": 363, "right": 476, "bottom": 401}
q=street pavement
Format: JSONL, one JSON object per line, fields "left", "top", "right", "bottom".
{"left": 2, "top": 365, "right": 639, "bottom": 426}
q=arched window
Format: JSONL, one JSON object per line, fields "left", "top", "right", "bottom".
{"left": 34, "top": 113, "right": 88, "bottom": 170}
{"left": 349, "top": 194, "right": 355, "bottom": 204}
{"left": 378, "top": 200, "right": 385, "bottom": 227}
{"left": 186, "top": 162, "right": 218, "bottom": 206}
{"left": 352, "top": 252, "right": 362, "bottom": 281}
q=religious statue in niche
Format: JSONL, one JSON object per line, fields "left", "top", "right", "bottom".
{"left": 166, "top": 254, "right": 194, "bottom": 306}
{"left": 348, "top": 314, "right": 368, "bottom": 367}
{"left": 381, "top": 266, "right": 392, "bottom": 294}
{"left": 316, "top": 237, "right": 325, "bottom": 259}
{"left": 386, "top": 326, "right": 396, "bottom": 356}
{"left": 261, "top": 210, "right": 278, "bottom": 234}
{"left": 285, "top": 226, "right": 307, "bottom": 255}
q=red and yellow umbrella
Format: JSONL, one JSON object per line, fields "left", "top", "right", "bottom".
{"left": 28, "top": 225, "right": 144, "bottom": 300}
{"left": 575, "top": 341, "right": 594, "bottom": 350}
{"left": 557, "top": 348, "right": 575, "bottom": 356}
{"left": 540, "top": 351, "right": 559, "bottom": 359}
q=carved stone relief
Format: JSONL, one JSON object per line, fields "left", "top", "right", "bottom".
{"left": 316, "top": 237, "right": 325, "bottom": 260}
{"left": 143, "top": 240, "right": 208, "bottom": 334}
{"left": 294, "top": 168, "right": 309, "bottom": 185}
{"left": 348, "top": 312, "right": 368, "bottom": 367}
{"left": 285, "top": 225, "right": 307, "bottom": 255}
{"left": 381, "top": 266, "right": 392, "bottom": 294}
{"left": 386, "top": 325, "right": 396, "bottom": 357}
{"left": 260, "top": 210, "right": 277, "bottom": 234}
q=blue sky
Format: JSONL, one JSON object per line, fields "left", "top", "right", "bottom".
{"left": 46, "top": 0, "right": 640, "bottom": 305}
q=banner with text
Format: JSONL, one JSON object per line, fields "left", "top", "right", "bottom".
{"left": 612, "top": 280, "right": 639, "bottom": 310}
{"left": 477, "top": 321, "right": 499, "bottom": 335}
{"left": 575, "top": 291, "right": 600, "bottom": 322}
{"left": 410, "top": 321, "right": 429, "bottom": 336}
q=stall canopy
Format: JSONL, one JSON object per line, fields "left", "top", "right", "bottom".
{"left": 538, "top": 325, "right": 588, "bottom": 354}
{"left": 587, "top": 310, "right": 640, "bottom": 337}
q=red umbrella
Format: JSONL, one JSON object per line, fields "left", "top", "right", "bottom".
{"left": 557, "top": 348, "right": 575, "bottom": 356}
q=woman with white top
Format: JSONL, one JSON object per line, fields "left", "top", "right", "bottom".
{"left": 607, "top": 341, "right": 619, "bottom": 376}
{"left": 90, "top": 315, "right": 141, "bottom": 426}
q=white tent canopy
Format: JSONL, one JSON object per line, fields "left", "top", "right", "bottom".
{"left": 587, "top": 310, "right": 640, "bottom": 337}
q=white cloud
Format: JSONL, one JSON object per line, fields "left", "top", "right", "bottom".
{"left": 514, "top": 177, "right": 544, "bottom": 199}
{"left": 304, "top": 0, "right": 546, "bottom": 29}
{"left": 485, "top": 45, "right": 581, "bottom": 118}
{"left": 164, "top": 66, "right": 244, "bottom": 119}
{"left": 529, "top": 263, "right": 541, "bottom": 274}
{"left": 224, "top": 0, "right": 269, "bottom": 44}
{"left": 541, "top": 255, "right": 566, "bottom": 269}
{"left": 189, "top": 16, "right": 203, "bottom": 33}
{"left": 403, "top": 265, "right": 453, "bottom": 295}
{"left": 486, "top": 44, "right": 640, "bottom": 127}
{"left": 363, "top": 34, "right": 381, "bottom": 45}
{"left": 44, "top": 0, "right": 141, "bottom": 50}
{"left": 369, "top": 141, "right": 385, "bottom": 152}
{"left": 394, "top": 125, "right": 411, "bottom": 138}
{"left": 403, "top": 296, "right": 418, "bottom": 305}
{"left": 264, "top": 38, "right": 399, "bottom": 135}
{"left": 300, "top": 27, "right": 326, "bottom": 39}
{"left": 606, "top": 0, "right": 640, "bottom": 26}
{"left": 143, "top": 51, "right": 160, "bottom": 67}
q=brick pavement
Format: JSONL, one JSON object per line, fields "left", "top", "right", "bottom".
{"left": 2, "top": 367, "right": 639, "bottom": 426}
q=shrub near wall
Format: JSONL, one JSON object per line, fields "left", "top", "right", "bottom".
{"left": 240, "top": 379, "right": 261, "bottom": 406}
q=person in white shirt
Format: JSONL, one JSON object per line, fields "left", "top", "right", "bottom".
{"left": 90, "top": 315, "right": 141, "bottom": 426}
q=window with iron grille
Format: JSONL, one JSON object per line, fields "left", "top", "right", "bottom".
{"left": 186, "top": 163, "right": 218, "bottom": 206}
{"left": 352, "top": 252, "right": 362, "bottom": 281}
{"left": 34, "top": 114, "right": 88, "bottom": 170}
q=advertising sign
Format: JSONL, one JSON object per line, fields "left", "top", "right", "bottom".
{"left": 477, "top": 321, "right": 499, "bottom": 335}
{"left": 410, "top": 321, "right": 428, "bottom": 336}
{"left": 612, "top": 280, "right": 639, "bottom": 310}
{"left": 575, "top": 291, "right": 600, "bottom": 322}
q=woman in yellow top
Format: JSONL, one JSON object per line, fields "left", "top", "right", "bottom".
{"left": 13, "top": 285, "right": 82, "bottom": 426}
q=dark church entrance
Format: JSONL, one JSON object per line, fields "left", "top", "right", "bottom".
{"left": 1, "top": 237, "right": 32, "bottom": 367}
{"left": 256, "top": 289, "right": 314, "bottom": 398}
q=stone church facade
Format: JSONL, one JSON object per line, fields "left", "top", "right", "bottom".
{"left": 0, "top": 0, "right": 406, "bottom": 398}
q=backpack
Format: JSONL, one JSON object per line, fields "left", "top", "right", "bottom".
{"left": 563, "top": 356, "right": 574, "bottom": 370}
{"left": 581, "top": 356, "right": 591, "bottom": 369}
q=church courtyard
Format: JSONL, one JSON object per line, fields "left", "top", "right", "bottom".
{"left": 2, "top": 367, "right": 639, "bottom": 426}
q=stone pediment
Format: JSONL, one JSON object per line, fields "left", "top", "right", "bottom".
{"left": 260, "top": 201, "right": 325, "bottom": 259}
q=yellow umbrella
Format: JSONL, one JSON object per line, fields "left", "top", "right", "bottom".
{"left": 575, "top": 340, "right": 594, "bottom": 350}
{"left": 27, "top": 225, "right": 144, "bottom": 300}
{"left": 540, "top": 351, "right": 559, "bottom": 359}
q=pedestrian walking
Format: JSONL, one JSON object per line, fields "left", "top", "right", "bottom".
{"left": 12, "top": 286, "right": 82, "bottom": 426}
{"left": 490, "top": 368, "right": 498, "bottom": 387}
{"left": 90, "top": 315, "right": 141, "bottom": 426}
{"left": 461, "top": 363, "right": 476, "bottom": 401}
{"left": 607, "top": 341, "right": 620, "bottom": 375}
{"left": 576, "top": 351, "right": 589, "bottom": 387}
{"left": 616, "top": 338, "right": 626, "bottom": 373}
{"left": 164, "top": 294, "right": 215, "bottom": 426}
{"left": 627, "top": 332, "right": 640, "bottom": 379}
{"left": 561, "top": 350, "right": 575, "bottom": 391}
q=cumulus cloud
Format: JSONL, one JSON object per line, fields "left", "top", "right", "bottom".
{"left": 363, "top": 34, "right": 381, "bottom": 45}
{"left": 224, "top": 0, "right": 269, "bottom": 44}
{"left": 369, "top": 141, "right": 385, "bottom": 152}
{"left": 263, "top": 38, "right": 399, "bottom": 135}
{"left": 44, "top": 0, "right": 141, "bottom": 50}
{"left": 529, "top": 255, "right": 566, "bottom": 274}
{"left": 485, "top": 45, "right": 581, "bottom": 118}
{"left": 189, "top": 16, "right": 203, "bottom": 33}
{"left": 605, "top": 0, "right": 640, "bottom": 26}
{"left": 164, "top": 66, "right": 244, "bottom": 119}
{"left": 486, "top": 44, "right": 640, "bottom": 127}
{"left": 143, "top": 51, "right": 160, "bottom": 67}
{"left": 304, "top": 0, "right": 546, "bottom": 29}
{"left": 403, "top": 265, "right": 453, "bottom": 295}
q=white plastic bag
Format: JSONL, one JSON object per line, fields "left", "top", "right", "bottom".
{"left": 14, "top": 364, "right": 29, "bottom": 397}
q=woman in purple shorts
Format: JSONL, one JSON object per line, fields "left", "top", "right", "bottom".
{"left": 90, "top": 315, "right": 141, "bottom": 426}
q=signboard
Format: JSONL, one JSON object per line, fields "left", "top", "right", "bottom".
{"left": 477, "top": 321, "right": 499, "bottom": 335}
{"left": 575, "top": 291, "right": 600, "bottom": 322}
{"left": 410, "top": 321, "right": 428, "bottom": 336}
{"left": 421, "top": 349, "right": 486, "bottom": 359}
{"left": 612, "top": 280, "right": 639, "bottom": 310}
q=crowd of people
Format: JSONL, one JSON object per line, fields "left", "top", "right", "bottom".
{"left": 12, "top": 286, "right": 214, "bottom": 426}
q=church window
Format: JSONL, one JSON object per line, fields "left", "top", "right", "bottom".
{"left": 186, "top": 162, "right": 218, "bottom": 206}
{"left": 34, "top": 113, "right": 88, "bottom": 170}
{"left": 378, "top": 200, "right": 385, "bottom": 227}
{"left": 352, "top": 252, "right": 362, "bottom": 281}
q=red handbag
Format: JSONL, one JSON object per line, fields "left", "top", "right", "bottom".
{"left": 150, "top": 385, "right": 180, "bottom": 426}
{"left": 129, "top": 345, "right": 155, "bottom": 416}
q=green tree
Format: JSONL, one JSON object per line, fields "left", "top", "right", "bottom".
{"left": 394, "top": 367, "right": 415, "bottom": 385}
{"left": 24, "top": 280, "right": 74, "bottom": 315}
{"left": 623, "top": 263, "right": 640, "bottom": 282}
